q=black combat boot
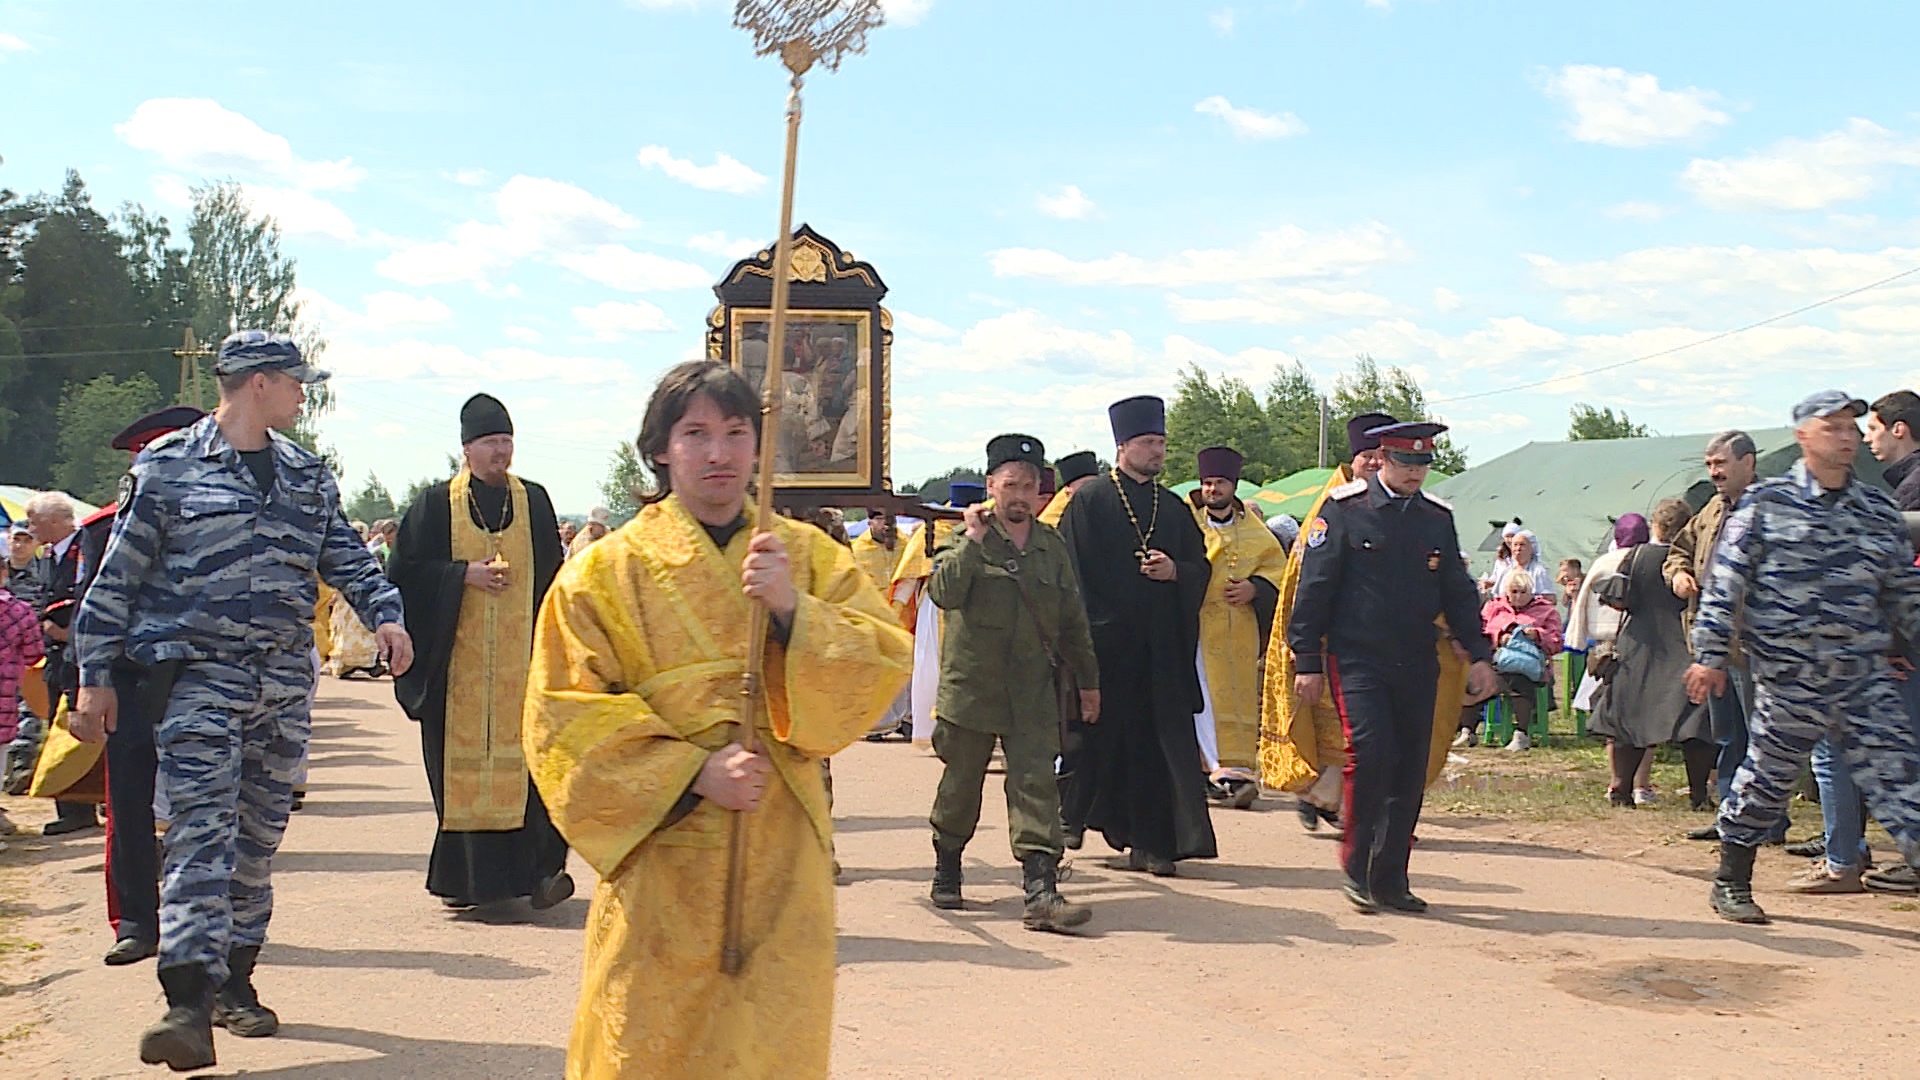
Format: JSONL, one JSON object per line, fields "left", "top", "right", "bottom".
{"left": 1710, "top": 842, "right": 1769, "bottom": 924}
{"left": 930, "top": 843, "right": 964, "bottom": 910}
{"left": 1021, "top": 852, "right": 1091, "bottom": 933}
{"left": 140, "top": 964, "right": 217, "bottom": 1071}
{"left": 212, "top": 945, "right": 280, "bottom": 1037}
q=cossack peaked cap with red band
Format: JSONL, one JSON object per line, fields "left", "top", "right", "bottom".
{"left": 1367, "top": 420, "right": 1448, "bottom": 464}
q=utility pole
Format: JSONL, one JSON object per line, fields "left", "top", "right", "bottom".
{"left": 173, "top": 328, "right": 214, "bottom": 409}
{"left": 1316, "top": 395, "right": 1329, "bottom": 468}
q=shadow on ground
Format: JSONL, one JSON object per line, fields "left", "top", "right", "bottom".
{"left": 209, "top": 1023, "right": 566, "bottom": 1078}
{"left": 265, "top": 943, "right": 549, "bottom": 980}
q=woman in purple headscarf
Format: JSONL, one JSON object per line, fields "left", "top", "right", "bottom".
{"left": 1581, "top": 502, "right": 1714, "bottom": 808}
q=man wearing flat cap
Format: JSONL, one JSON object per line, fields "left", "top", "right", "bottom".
{"left": 1058, "top": 396, "right": 1216, "bottom": 876}
{"left": 72, "top": 330, "right": 413, "bottom": 1068}
{"left": 389, "top": 393, "right": 572, "bottom": 918}
{"left": 1686, "top": 389, "right": 1920, "bottom": 924}
{"left": 1039, "top": 449, "right": 1101, "bottom": 527}
{"left": 1187, "top": 446, "right": 1286, "bottom": 809}
{"left": 1261, "top": 412, "right": 1396, "bottom": 830}
{"left": 926, "top": 434, "right": 1101, "bottom": 930}
{"left": 1287, "top": 419, "right": 1495, "bottom": 915}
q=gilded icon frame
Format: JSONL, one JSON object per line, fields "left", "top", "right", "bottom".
{"left": 728, "top": 307, "right": 874, "bottom": 488}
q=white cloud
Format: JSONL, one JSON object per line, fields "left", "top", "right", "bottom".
{"left": 880, "top": 0, "right": 933, "bottom": 26}
{"left": 1209, "top": 8, "right": 1236, "bottom": 34}
{"left": 1035, "top": 185, "right": 1096, "bottom": 220}
{"left": 115, "top": 98, "right": 366, "bottom": 190}
{"left": 1542, "top": 65, "right": 1728, "bottom": 147}
{"left": 1681, "top": 119, "right": 1920, "bottom": 211}
{"left": 1604, "top": 201, "right": 1670, "bottom": 222}
{"left": 240, "top": 185, "right": 358, "bottom": 240}
{"left": 1167, "top": 285, "right": 1394, "bottom": 324}
{"left": 1195, "top": 95, "right": 1307, "bottom": 140}
{"left": 573, "top": 299, "right": 675, "bottom": 341}
{"left": 890, "top": 310, "right": 956, "bottom": 339}
{"left": 1526, "top": 242, "right": 1920, "bottom": 323}
{"left": 1433, "top": 286, "right": 1462, "bottom": 313}
{"left": 362, "top": 291, "right": 453, "bottom": 327}
{"left": 686, "top": 231, "right": 764, "bottom": 258}
{"left": 504, "top": 326, "right": 542, "bottom": 343}
{"left": 447, "top": 168, "right": 490, "bottom": 186}
{"left": 991, "top": 223, "right": 1403, "bottom": 288}
{"left": 555, "top": 244, "right": 712, "bottom": 292}
{"left": 636, "top": 145, "right": 766, "bottom": 194}
{"left": 378, "top": 175, "right": 642, "bottom": 286}
{"left": 0, "top": 31, "right": 30, "bottom": 55}
{"left": 322, "top": 339, "right": 638, "bottom": 387}
{"left": 295, "top": 288, "right": 451, "bottom": 335}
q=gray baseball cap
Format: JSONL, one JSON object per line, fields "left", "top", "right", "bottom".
{"left": 1790, "top": 389, "right": 1868, "bottom": 424}
{"left": 212, "top": 330, "right": 331, "bottom": 384}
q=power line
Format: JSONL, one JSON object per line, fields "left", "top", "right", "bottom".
{"left": 1430, "top": 264, "right": 1920, "bottom": 405}
{"left": 7, "top": 320, "right": 182, "bottom": 333}
{"left": 17, "top": 347, "right": 174, "bottom": 359}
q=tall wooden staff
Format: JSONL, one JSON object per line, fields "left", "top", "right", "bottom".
{"left": 723, "top": 0, "right": 884, "bottom": 978}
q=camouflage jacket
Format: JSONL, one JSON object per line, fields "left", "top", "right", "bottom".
{"left": 74, "top": 415, "right": 403, "bottom": 686}
{"left": 1693, "top": 461, "right": 1920, "bottom": 673}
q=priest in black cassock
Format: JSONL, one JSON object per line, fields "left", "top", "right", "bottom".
{"left": 388, "top": 393, "right": 572, "bottom": 911}
{"left": 1058, "top": 395, "right": 1218, "bottom": 875}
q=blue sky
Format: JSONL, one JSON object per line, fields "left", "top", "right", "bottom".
{"left": 5, "top": 0, "right": 1920, "bottom": 511}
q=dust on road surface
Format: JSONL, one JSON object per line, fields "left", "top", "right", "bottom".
{"left": 4, "top": 676, "right": 1918, "bottom": 1078}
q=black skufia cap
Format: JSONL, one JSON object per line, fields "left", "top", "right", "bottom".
{"left": 986, "top": 433, "right": 1047, "bottom": 475}
{"left": 1055, "top": 450, "right": 1099, "bottom": 485}
{"left": 460, "top": 393, "right": 513, "bottom": 444}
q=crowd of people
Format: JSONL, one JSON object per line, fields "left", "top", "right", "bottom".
{"left": 4, "top": 326, "right": 1920, "bottom": 1076}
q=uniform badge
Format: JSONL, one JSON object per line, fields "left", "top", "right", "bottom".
{"left": 1720, "top": 512, "right": 1749, "bottom": 547}
{"left": 1427, "top": 549, "right": 1442, "bottom": 571}
{"left": 1306, "top": 517, "right": 1329, "bottom": 548}
{"left": 116, "top": 471, "right": 136, "bottom": 509}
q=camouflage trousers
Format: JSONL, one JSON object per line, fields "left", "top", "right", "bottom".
{"left": 156, "top": 653, "right": 312, "bottom": 984}
{"left": 1719, "top": 660, "right": 1920, "bottom": 864}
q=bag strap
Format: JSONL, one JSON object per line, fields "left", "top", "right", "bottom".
{"left": 998, "top": 538, "right": 1065, "bottom": 669}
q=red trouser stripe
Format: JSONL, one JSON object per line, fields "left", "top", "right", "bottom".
{"left": 1328, "top": 658, "right": 1359, "bottom": 879}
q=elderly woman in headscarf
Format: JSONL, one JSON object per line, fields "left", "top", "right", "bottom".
{"left": 1567, "top": 513, "right": 1660, "bottom": 804}
{"left": 1265, "top": 514, "right": 1301, "bottom": 554}
{"left": 1483, "top": 524, "right": 1554, "bottom": 597}
{"left": 1586, "top": 499, "right": 1711, "bottom": 809}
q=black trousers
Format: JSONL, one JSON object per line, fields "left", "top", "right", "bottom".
{"left": 104, "top": 663, "right": 174, "bottom": 943}
{"left": 1329, "top": 653, "right": 1439, "bottom": 898}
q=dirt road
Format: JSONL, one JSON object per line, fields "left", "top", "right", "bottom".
{"left": 5, "top": 676, "right": 1919, "bottom": 1078}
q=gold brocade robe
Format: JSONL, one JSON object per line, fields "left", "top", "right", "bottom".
{"left": 443, "top": 470, "right": 536, "bottom": 831}
{"left": 1194, "top": 503, "right": 1288, "bottom": 772}
{"left": 1037, "top": 486, "right": 1075, "bottom": 528}
{"left": 848, "top": 531, "right": 897, "bottom": 594}
{"left": 1258, "top": 469, "right": 1468, "bottom": 791}
{"left": 522, "top": 496, "right": 913, "bottom": 1080}
{"left": 886, "top": 519, "right": 956, "bottom": 629}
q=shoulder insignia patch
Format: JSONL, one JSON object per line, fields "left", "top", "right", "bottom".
{"left": 1329, "top": 479, "right": 1367, "bottom": 501}
{"left": 1421, "top": 491, "right": 1453, "bottom": 511}
{"left": 116, "top": 471, "right": 136, "bottom": 510}
{"left": 1306, "top": 516, "right": 1329, "bottom": 548}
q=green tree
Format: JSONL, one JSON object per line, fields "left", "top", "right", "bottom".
{"left": 52, "top": 372, "right": 162, "bottom": 503}
{"left": 601, "top": 442, "right": 646, "bottom": 522}
{"left": 1329, "top": 355, "right": 1468, "bottom": 473}
{"left": 1261, "top": 360, "right": 1325, "bottom": 475}
{"left": 345, "top": 474, "right": 397, "bottom": 523}
{"left": 1166, "top": 364, "right": 1284, "bottom": 485}
{"left": 1567, "top": 403, "right": 1650, "bottom": 441}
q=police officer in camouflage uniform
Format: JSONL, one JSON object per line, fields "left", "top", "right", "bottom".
{"left": 1687, "top": 390, "right": 1920, "bottom": 925}
{"left": 927, "top": 434, "right": 1101, "bottom": 933}
{"left": 72, "top": 331, "right": 414, "bottom": 1072}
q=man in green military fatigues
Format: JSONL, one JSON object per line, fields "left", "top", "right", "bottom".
{"left": 927, "top": 433, "right": 1102, "bottom": 933}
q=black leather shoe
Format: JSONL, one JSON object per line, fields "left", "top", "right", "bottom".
{"left": 1784, "top": 838, "right": 1827, "bottom": 859}
{"left": 1377, "top": 891, "right": 1429, "bottom": 914}
{"left": 43, "top": 815, "right": 101, "bottom": 836}
{"left": 1685, "top": 823, "right": 1720, "bottom": 842}
{"left": 1342, "top": 882, "right": 1378, "bottom": 914}
{"left": 1296, "top": 799, "right": 1321, "bottom": 832}
{"left": 530, "top": 872, "right": 575, "bottom": 911}
{"left": 104, "top": 936, "right": 158, "bottom": 966}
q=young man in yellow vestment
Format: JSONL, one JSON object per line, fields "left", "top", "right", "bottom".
{"left": 1258, "top": 415, "right": 1469, "bottom": 832}
{"left": 1187, "top": 447, "right": 1287, "bottom": 810}
{"left": 522, "top": 361, "right": 913, "bottom": 1080}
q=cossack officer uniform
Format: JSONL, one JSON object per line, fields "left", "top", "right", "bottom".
{"left": 1285, "top": 422, "right": 1489, "bottom": 910}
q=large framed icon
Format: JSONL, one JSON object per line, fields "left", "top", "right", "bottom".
{"left": 708, "top": 225, "right": 893, "bottom": 496}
